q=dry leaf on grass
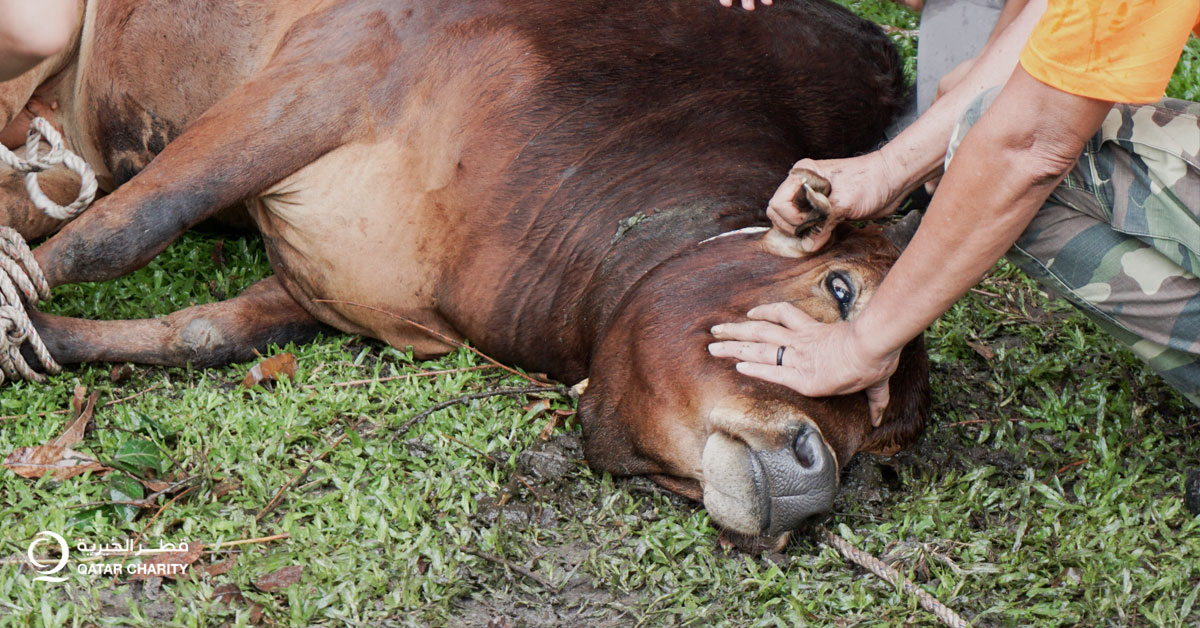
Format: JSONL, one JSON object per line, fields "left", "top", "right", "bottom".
{"left": 191, "top": 557, "right": 236, "bottom": 579}
{"left": 211, "top": 478, "right": 241, "bottom": 499}
{"left": 966, "top": 339, "right": 995, "bottom": 361}
{"left": 4, "top": 386, "right": 108, "bottom": 480}
{"left": 254, "top": 565, "right": 304, "bottom": 592}
{"left": 127, "top": 542, "right": 204, "bottom": 581}
{"left": 4, "top": 445, "right": 109, "bottom": 480}
{"left": 54, "top": 388, "right": 97, "bottom": 448}
{"left": 242, "top": 353, "right": 298, "bottom": 388}
{"left": 139, "top": 478, "right": 173, "bottom": 493}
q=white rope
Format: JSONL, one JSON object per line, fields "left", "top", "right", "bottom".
{"left": 820, "top": 526, "right": 971, "bottom": 628}
{"left": 0, "top": 226, "right": 59, "bottom": 383}
{"left": 0, "top": 116, "right": 94, "bottom": 384}
{"left": 0, "top": 116, "right": 97, "bottom": 220}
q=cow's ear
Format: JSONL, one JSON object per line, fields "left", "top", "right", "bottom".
{"left": 861, "top": 334, "right": 929, "bottom": 455}
{"left": 576, "top": 377, "right": 660, "bottom": 477}
{"left": 882, "top": 210, "right": 922, "bottom": 251}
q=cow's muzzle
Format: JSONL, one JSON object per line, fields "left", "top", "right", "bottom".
{"left": 701, "top": 424, "right": 838, "bottom": 537}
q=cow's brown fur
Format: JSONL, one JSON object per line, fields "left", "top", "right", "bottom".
{"left": 3, "top": 0, "right": 924, "bottom": 538}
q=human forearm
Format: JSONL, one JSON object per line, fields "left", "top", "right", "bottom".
{"left": 878, "top": 0, "right": 1047, "bottom": 197}
{"left": 857, "top": 68, "right": 1113, "bottom": 359}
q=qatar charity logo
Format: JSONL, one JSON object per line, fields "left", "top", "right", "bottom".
{"left": 25, "top": 531, "right": 195, "bottom": 583}
{"left": 27, "top": 531, "right": 70, "bottom": 583}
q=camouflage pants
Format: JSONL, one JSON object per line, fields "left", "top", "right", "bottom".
{"left": 950, "top": 92, "right": 1200, "bottom": 407}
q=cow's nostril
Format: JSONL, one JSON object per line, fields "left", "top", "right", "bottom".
{"left": 793, "top": 426, "right": 817, "bottom": 469}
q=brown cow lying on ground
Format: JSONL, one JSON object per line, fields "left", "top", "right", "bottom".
{"left": 1, "top": 0, "right": 927, "bottom": 546}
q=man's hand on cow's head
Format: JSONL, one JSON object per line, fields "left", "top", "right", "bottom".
{"left": 767, "top": 153, "right": 907, "bottom": 254}
{"left": 707, "top": 302, "right": 900, "bottom": 426}
{"left": 718, "top": 0, "right": 771, "bottom": 9}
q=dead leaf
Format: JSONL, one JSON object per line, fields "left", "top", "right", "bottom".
{"left": 254, "top": 565, "right": 303, "bottom": 592}
{"left": 52, "top": 390, "right": 97, "bottom": 449}
{"left": 211, "top": 240, "right": 227, "bottom": 267}
{"left": 538, "top": 411, "right": 562, "bottom": 442}
{"left": 110, "top": 364, "right": 133, "bottom": 383}
{"left": 70, "top": 385, "right": 86, "bottom": 417}
{"left": 212, "top": 478, "right": 241, "bottom": 499}
{"left": 242, "top": 353, "right": 298, "bottom": 389}
{"left": 966, "top": 339, "right": 995, "bottom": 361}
{"left": 3, "top": 445, "right": 110, "bottom": 480}
{"left": 212, "top": 582, "right": 245, "bottom": 605}
{"left": 140, "top": 478, "right": 172, "bottom": 493}
{"left": 127, "top": 542, "right": 204, "bottom": 581}
{"left": 192, "top": 557, "right": 236, "bottom": 579}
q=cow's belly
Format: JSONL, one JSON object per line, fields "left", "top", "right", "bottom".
{"left": 251, "top": 136, "right": 467, "bottom": 356}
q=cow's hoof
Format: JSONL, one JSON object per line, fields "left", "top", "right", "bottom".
{"left": 1186, "top": 469, "right": 1200, "bottom": 516}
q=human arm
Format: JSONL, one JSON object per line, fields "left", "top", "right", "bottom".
{"left": 766, "top": 0, "right": 1047, "bottom": 250}
{"left": 711, "top": 66, "right": 1113, "bottom": 422}
{"left": 935, "top": 0, "right": 1034, "bottom": 99}
{"left": 0, "top": 0, "right": 78, "bottom": 82}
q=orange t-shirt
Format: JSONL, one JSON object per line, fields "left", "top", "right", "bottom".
{"left": 1020, "top": 0, "right": 1200, "bottom": 103}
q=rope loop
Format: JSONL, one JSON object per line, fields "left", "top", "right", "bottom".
{"left": 0, "top": 116, "right": 98, "bottom": 220}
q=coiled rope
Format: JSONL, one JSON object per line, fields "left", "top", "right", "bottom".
{"left": 0, "top": 117, "right": 97, "bottom": 383}
{"left": 820, "top": 526, "right": 971, "bottom": 628}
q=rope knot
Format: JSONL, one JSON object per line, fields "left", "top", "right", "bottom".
{"left": 0, "top": 226, "right": 61, "bottom": 384}
{"left": 0, "top": 116, "right": 98, "bottom": 220}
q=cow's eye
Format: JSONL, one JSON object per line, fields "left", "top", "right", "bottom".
{"left": 824, "top": 271, "right": 855, "bottom": 319}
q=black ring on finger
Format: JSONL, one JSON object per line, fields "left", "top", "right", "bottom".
{"left": 776, "top": 345, "right": 786, "bottom": 367}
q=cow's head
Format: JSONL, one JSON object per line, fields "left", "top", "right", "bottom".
{"left": 578, "top": 218, "right": 928, "bottom": 546}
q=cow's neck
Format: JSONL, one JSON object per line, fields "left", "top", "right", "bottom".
{"left": 473, "top": 196, "right": 768, "bottom": 384}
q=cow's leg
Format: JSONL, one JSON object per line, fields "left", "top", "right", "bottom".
{"left": 30, "top": 63, "right": 356, "bottom": 288}
{"left": 27, "top": 276, "right": 325, "bottom": 367}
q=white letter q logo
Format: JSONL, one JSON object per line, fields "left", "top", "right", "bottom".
{"left": 28, "top": 531, "right": 69, "bottom": 583}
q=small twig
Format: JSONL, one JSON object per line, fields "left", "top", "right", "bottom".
{"left": 463, "top": 548, "right": 559, "bottom": 593}
{"left": 255, "top": 418, "right": 367, "bottom": 523}
{"left": 131, "top": 485, "right": 198, "bottom": 550}
{"left": 211, "top": 532, "right": 291, "bottom": 550}
{"left": 968, "top": 288, "right": 1003, "bottom": 299}
{"left": 67, "top": 475, "right": 200, "bottom": 510}
{"left": 305, "top": 365, "right": 497, "bottom": 390}
{"left": 390, "top": 385, "right": 569, "bottom": 440}
{"left": 1164, "top": 421, "right": 1200, "bottom": 437}
{"left": 313, "top": 298, "right": 551, "bottom": 387}
{"left": 1056, "top": 458, "right": 1087, "bottom": 475}
{"left": 944, "top": 416, "right": 1031, "bottom": 428}
{"left": 103, "top": 383, "right": 164, "bottom": 407}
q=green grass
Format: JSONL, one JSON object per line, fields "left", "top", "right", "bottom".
{"left": 2, "top": 8, "right": 1199, "bottom": 628}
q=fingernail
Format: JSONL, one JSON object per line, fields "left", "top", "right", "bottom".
{"left": 710, "top": 325, "right": 724, "bottom": 335}
{"left": 707, "top": 343, "right": 720, "bottom": 354}
{"left": 799, "top": 238, "right": 814, "bottom": 253}
{"left": 735, "top": 362, "right": 749, "bottom": 373}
